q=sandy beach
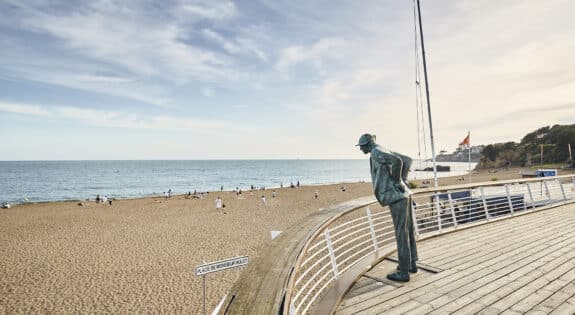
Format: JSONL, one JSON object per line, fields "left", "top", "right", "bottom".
{"left": 1, "top": 167, "right": 573, "bottom": 313}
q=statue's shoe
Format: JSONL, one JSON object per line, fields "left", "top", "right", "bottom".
{"left": 387, "top": 271, "right": 410, "bottom": 282}
{"left": 396, "top": 263, "right": 418, "bottom": 273}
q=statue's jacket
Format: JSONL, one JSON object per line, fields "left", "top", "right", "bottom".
{"left": 370, "top": 145, "right": 410, "bottom": 206}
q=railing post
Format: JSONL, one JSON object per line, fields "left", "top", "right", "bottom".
{"left": 480, "top": 187, "right": 490, "bottom": 219}
{"left": 410, "top": 199, "right": 420, "bottom": 239}
{"left": 543, "top": 180, "right": 552, "bottom": 204}
{"left": 526, "top": 182, "right": 535, "bottom": 209}
{"left": 434, "top": 193, "right": 442, "bottom": 231}
{"left": 558, "top": 179, "right": 567, "bottom": 201}
{"left": 324, "top": 229, "right": 339, "bottom": 280}
{"left": 505, "top": 184, "right": 514, "bottom": 214}
{"left": 289, "top": 301, "right": 296, "bottom": 315}
{"left": 366, "top": 207, "right": 379, "bottom": 254}
{"left": 447, "top": 192, "right": 458, "bottom": 227}
{"left": 522, "top": 185, "right": 527, "bottom": 211}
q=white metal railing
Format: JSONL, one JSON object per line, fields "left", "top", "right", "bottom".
{"left": 283, "top": 174, "right": 575, "bottom": 315}
{"left": 288, "top": 205, "right": 393, "bottom": 314}
{"left": 411, "top": 176, "right": 575, "bottom": 236}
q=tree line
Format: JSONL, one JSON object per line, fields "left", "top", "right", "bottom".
{"left": 478, "top": 124, "right": 575, "bottom": 169}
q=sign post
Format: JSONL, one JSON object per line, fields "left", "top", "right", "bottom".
{"left": 195, "top": 256, "right": 249, "bottom": 315}
{"left": 203, "top": 275, "right": 206, "bottom": 315}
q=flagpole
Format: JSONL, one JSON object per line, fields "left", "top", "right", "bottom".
{"left": 568, "top": 143, "right": 573, "bottom": 169}
{"left": 468, "top": 131, "right": 471, "bottom": 183}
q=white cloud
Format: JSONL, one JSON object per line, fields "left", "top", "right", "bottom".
{"left": 25, "top": 13, "right": 227, "bottom": 81}
{"left": 202, "top": 29, "right": 242, "bottom": 54}
{"left": 236, "top": 38, "right": 268, "bottom": 62}
{"left": 176, "top": 1, "right": 237, "bottom": 21}
{"left": 276, "top": 38, "right": 347, "bottom": 73}
{"left": 0, "top": 103, "right": 50, "bottom": 116}
{"left": 201, "top": 29, "right": 269, "bottom": 62}
{"left": 0, "top": 102, "right": 256, "bottom": 133}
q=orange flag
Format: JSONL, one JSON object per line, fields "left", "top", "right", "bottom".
{"left": 459, "top": 132, "right": 470, "bottom": 147}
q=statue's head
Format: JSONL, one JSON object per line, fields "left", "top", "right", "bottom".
{"left": 356, "top": 133, "right": 376, "bottom": 154}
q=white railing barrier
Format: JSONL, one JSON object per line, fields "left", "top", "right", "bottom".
{"left": 281, "top": 175, "right": 575, "bottom": 314}
{"left": 324, "top": 229, "right": 339, "bottom": 280}
{"left": 366, "top": 207, "right": 379, "bottom": 253}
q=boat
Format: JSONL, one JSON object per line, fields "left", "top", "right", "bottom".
{"left": 416, "top": 165, "right": 450, "bottom": 172}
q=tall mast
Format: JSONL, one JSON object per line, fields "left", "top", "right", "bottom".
{"left": 416, "top": 0, "right": 438, "bottom": 188}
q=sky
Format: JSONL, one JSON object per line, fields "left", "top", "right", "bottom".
{"left": 0, "top": 0, "right": 574, "bottom": 160}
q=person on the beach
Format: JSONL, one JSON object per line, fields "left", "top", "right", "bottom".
{"left": 96, "top": 194, "right": 101, "bottom": 203}
{"left": 215, "top": 196, "right": 222, "bottom": 210}
{"left": 357, "top": 133, "right": 418, "bottom": 282}
{"left": 168, "top": 189, "right": 171, "bottom": 199}
{"left": 314, "top": 191, "right": 319, "bottom": 199}
{"left": 261, "top": 195, "right": 266, "bottom": 205}
{"left": 272, "top": 190, "right": 277, "bottom": 198}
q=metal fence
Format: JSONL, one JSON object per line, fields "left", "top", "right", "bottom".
{"left": 284, "top": 175, "right": 575, "bottom": 315}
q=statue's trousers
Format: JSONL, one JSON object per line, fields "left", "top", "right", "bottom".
{"left": 389, "top": 198, "right": 418, "bottom": 272}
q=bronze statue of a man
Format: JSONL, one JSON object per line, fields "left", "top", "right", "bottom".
{"left": 357, "top": 133, "right": 418, "bottom": 282}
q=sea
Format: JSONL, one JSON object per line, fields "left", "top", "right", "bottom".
{"left": 0, "top": 160, "right": 477, "bottom": 204}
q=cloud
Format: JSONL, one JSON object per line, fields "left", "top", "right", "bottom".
{"left": 0, "top": 103, "right": 50, "bottom": 116}
{"left": 24, "top": 10, "right": 228, "bottom": 81}
{"left": 176, "top": 1, "right": 237, "bottom": 21}
{"left": 201, "top": 29, "right": 269, "bottom": 62}
{"left": 0, "top": 102, "right": 256, "bottom": 132}
{"left": 0, "top": 1, "right": 250, "bottom": 108}
{"left": 236, "top": 38, "right": 268, "bottom": 62}
{"left": 276, "top": 38, "right": 347, "bottom": 73}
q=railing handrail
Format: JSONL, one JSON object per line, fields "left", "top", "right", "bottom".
{"left": 415, "top": 174, "right": 573, "bottom": 194}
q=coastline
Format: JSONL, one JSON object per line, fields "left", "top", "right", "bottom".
{"left": 2, "top": 167, "right": 573, "bottom": 313}
{"left": 0, "top": 160, "right": 475, "bottom": 205}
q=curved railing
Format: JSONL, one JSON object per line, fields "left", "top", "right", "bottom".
{"left": 219, "top": 175, "right": 575, "bottom": 315}
{"left": 285, "top": 201, "right": 393, "bottom": 314}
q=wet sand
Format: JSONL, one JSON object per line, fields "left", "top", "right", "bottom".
{"left": 1, "top": 167, "right": 573, "bottom": 313}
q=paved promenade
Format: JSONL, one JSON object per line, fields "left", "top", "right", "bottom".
{"left": 337, "top": 202, "right": 575, "bottom": 314}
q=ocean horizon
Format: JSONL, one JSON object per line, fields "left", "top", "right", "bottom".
{"left": 0, "top": 159, "right": 476, "bottom": 204}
